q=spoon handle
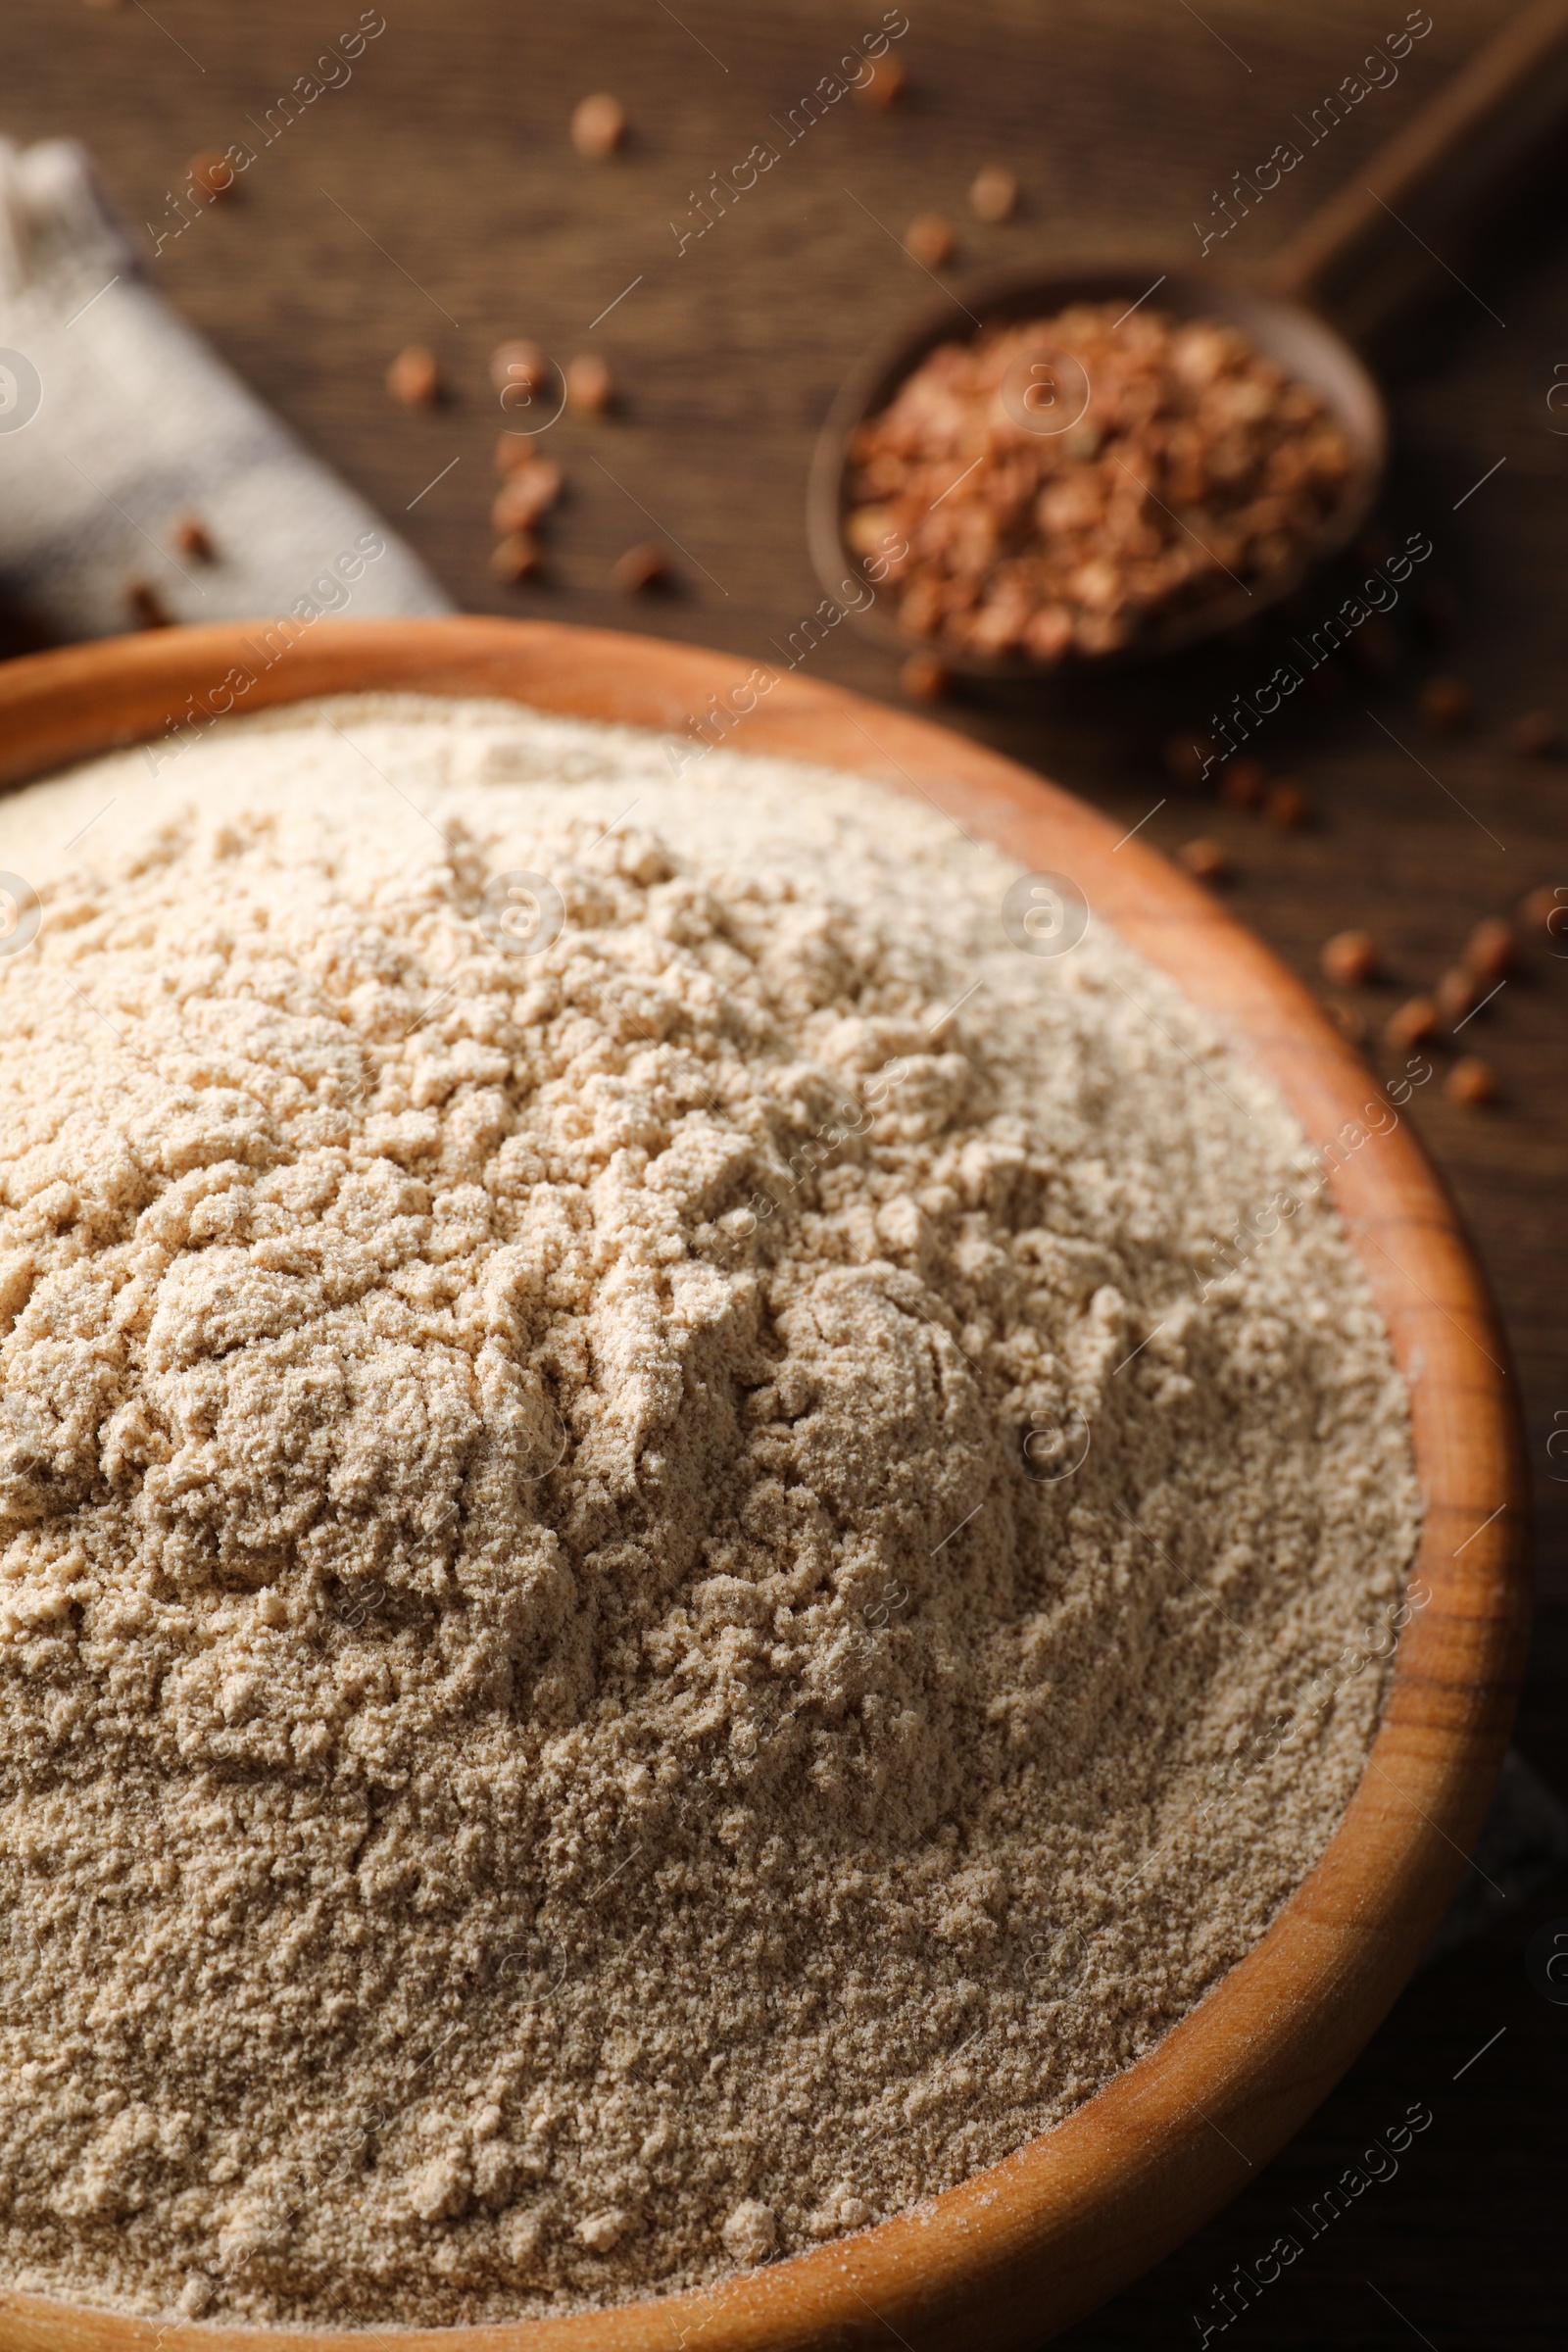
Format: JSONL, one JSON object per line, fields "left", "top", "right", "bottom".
{"left": 1265, "top": 0, "right": 1568, "bottom": 339}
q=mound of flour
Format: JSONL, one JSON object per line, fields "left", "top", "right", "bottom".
{"left": 0, "top": 696, "right": 1417, "bottom": 2325}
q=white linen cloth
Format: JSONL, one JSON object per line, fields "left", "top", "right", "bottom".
{"left": 0, "top": 135, "right": 449, "bottom": 641}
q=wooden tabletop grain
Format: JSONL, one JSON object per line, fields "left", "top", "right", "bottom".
{"left": 0, "top": 4, "right": 1564, "bottom": 2345}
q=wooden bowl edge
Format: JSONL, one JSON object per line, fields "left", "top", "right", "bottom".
{"left": 0, "top": 618, "right": 1528, "bottom": 2352}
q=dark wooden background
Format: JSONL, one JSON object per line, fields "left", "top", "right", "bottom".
{"left": 2, "top": 3, "right": 1564, "bottom": 2343}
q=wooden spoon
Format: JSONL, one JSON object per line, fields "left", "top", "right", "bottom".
{"left": 808, "top": 0, "right": 1568, "bottom": 675}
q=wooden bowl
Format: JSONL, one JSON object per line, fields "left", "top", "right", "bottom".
{"left": 0, "top": 619, "right": 1526, "bottom": 2352}
{"left": 805, "top": 265, "right": 1388, "bottom": 678}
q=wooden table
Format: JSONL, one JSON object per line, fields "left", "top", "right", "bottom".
{"left": 2, "top": 3, "right": 1564, "bottom": 2342}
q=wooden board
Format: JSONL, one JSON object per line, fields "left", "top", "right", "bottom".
{"left": 0, "top": 4, "right": 1565, "bottom": 2341}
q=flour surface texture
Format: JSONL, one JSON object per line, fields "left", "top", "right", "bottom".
{"left": 0, "top": 696, "right": 1418, "bottom": 2324}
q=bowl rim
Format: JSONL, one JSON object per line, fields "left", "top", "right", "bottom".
{"left": 805, "top": 261, "right": 1390, "bottom": 679}
{"left": 0, "top": 617, "right": 1527, "bottom": 2352}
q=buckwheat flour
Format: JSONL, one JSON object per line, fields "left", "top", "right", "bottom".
{"left": 0, "top": 695, "right": 1419, "bottom": 2327}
